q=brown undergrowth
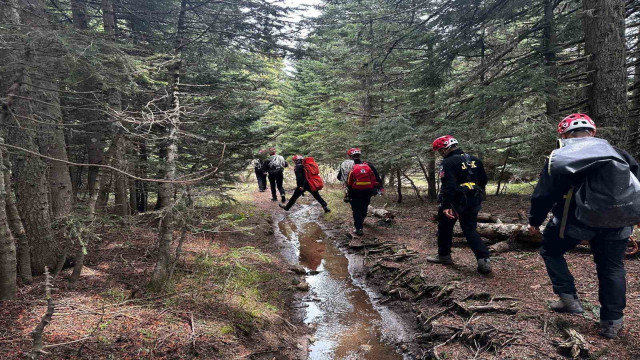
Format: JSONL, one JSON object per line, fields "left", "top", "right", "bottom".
{"left": 319, "top": 186, "right": 640, "bottom": 360}
{"left": 0, "top": 184, "right": 305, "bottom": 359}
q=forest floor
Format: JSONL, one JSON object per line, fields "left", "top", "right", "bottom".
{"left": 2, "top": 183, "right": 639, "bottom": 360}
{"left": 314, "top": 186, "right": 640, "bottom": 360}
{"left": 0, "top": 184, "right": 309, "bottom": 360}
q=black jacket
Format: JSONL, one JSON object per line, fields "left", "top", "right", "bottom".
{"left": 438, "top": 148, "right": 488, "bottom": 209}
{"left": 529, "top": 145, "right": 640, "bottom": 228}
{"left": 294, "top": 163, "right": 306, "bottom": 188}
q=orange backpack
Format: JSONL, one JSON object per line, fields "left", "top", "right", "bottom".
{"left": 303, "top": 157, "right": 324, "bottom": 192}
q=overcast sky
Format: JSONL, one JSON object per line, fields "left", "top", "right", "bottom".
{"left": 279, "top": 0, "right": 322, "bottom": 74}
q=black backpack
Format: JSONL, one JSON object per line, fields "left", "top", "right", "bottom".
{"left": 550, "top": 137, "right": 640, "bottom": 228}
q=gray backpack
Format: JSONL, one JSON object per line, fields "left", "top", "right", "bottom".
{"left": 549, "top": 137, "right": 640, "bottom": 228}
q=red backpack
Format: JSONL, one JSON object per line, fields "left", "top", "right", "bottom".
{"left": 348, "top": 163, "right": 376, "bottom": 190}
{"left": 303, "top": 157, "right": 324, "bottom": 192}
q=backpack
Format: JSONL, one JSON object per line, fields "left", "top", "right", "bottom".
{"left": 268, "top": 155, "right": 285, "bottom": 174}
{"left": 302, "top": 157, "right": 324, "bottom": 192}
{"left": 348, "top": 163, "right": 376, "bottom": 190}
{"left": 251, "top": 159, "right": 262, "bottom": 170}
{"left": 549, "top": 137, "right": 640, "bottom": 228}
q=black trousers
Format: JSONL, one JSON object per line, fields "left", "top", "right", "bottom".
{"left": 350, "top": 190, "right": 372, "bottom": 231}
{"left": 285, "top": 186, "right": 327, "bottom": 208}
{"left": 268, "top": 171, "right": 285, "bottom": 198}
{"left": 540, "top": 221, "right": 627, "bottom": 321}
{"left": 437, "top": 204, "right": 490, "bottom": 259}
{"left": 255, "top": 169, "right": 267, "bottom": 191}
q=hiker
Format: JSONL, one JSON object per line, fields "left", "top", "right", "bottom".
{"left": 337, "top": 151, "right": 355, "bottom": 201}
{"left": 427, "top": 135, "right": 491, "bottom": 274}
{"left": 279, "top": 155, "right": 331, "bottom": 213}
{"left": 528, "top": 113, "right": 640, "bottom": 339}
{"left": 251, "top": 149, "right": 267, "bottom": 192}
{"left": 339, "top": 148, "right": 382, "bottom": 236}
{"left": 264, "top": 148, "right": 287, "bottom": 202}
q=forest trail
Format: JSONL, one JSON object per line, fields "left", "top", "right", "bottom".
{"left": 254, "top": 193, "right": 412, "bottom": 359}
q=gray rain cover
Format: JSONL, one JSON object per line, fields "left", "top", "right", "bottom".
{"left": 549, "top": 137, "right": 640, "bottom": 228}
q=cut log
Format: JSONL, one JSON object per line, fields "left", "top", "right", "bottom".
{"left": 455, "top": 223, "right": 543, "bottom": 243}
{"left": 370, "top": 208, "right": 395, "bottom": 221}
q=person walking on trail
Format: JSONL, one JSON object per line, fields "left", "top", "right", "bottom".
{"left": 528, "top": 113, "right": 640, "bottom": 339}
{"left": 427, "top": 135, "right": 491, "bottom": 274}
{"left": 251, "top": 149, "right": 268, "bottom": 192}
{"left": 337, "top": 151, "right": 355, "bottom": 201}
{"left": 340, "top": 148, "right": 382, "bottom": 236}
{"left": 265, "top": 148, "right": 287, "bottom": 202}
{"left": 279, "top": 155, "right": 331, "bottom": 213}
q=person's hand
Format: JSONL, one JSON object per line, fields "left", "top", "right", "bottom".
{"left": 528, "top": 225, "right": 540, "bottom": 235}
{"left": 443, "top": 208, "right": 457, "bottom": 219}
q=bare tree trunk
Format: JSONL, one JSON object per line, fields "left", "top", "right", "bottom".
{"left": 583, "top": 0, "right": 628, "bottom": 141}
{"left": 543, "top": 0, "right": 559, "bottom": 118}
{"left": 396, "top": 169, "right": 403, "bottom": 203}
{"left": 70, "top": 0, "right": 88, "bottom": 29}
{"left": 136, "top": 142, "right": 148, "bottom": 212}
{"left": 427, "top": 154, "right": 437, "bottom": 200}
{"left": 150, "top": 0, "right": 186, "bottom": 288}
{"left": 495, "top": 148, "right": 510, "bottom": 196}
{"left": 4, "top": 155, "right": 31, "bottom": 283}
{"left": 0, "top": 139, "right": 17, "bottom": 301}
{"left": 113, "top": 138, "right": 128, "bottom": 216}
{"left": 402, "top": 170, "right": 424, "bottom": 202}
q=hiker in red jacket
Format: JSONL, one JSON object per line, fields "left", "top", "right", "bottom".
{"left": 279, "top": 155, "right": 331, "bottom": 213}
{"left": 342, "top": 148, "right": 382, "bottom": 236}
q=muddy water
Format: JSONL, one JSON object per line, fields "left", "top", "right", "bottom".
{"left": 275, "top": 203, "right": 409, "bottom": 360}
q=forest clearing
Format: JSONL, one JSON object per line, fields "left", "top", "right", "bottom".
{"left": 2, "top": 0, "right": 640, "bottom": 359}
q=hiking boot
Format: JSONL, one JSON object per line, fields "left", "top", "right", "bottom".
{"left": 278, "top": 203, "right": 290, "bottom": 211}
{"left": 323, "top": 206, "right": 331, "bottom": 213}
{"left": 477, "top": 258, "right": 492, "bottom": 274}
{"left": 549, "top": 293, "right": 584, "bottom": 314}
{"left": 271, "top": 197, "right": 278, "bottom": 201}
{"left": 599, "top": 318, "right": 623, "bottom": 339}
{"left": 281, "top": 195, "right": 286, "bottom": 203}
{"left": 426, "top": 254, "right": 453, "bottom": 265}
{"left": 354, "top": 229, "right": 364, "bottom": 236}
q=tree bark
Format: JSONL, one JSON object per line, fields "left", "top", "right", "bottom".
{"left": 543, "top": 0, "right": 559, "bottom": 118}
{"left": 583, "top": 0, "right": 628, "bottom": 141}
{"left": 113, "top": 137, "right": 128, "bottom": 216}
{"left": 396, "top": 168, "right": 403, "bottom": 203}
{"left": 70, "top": 0, "right": 88, "bottom": 29}
{"left": 0, "top": 133, "right": 17, "bottom": 300}
{"left": 4, "top": 155, "right": 31, "bottom": 283}
{"left": 150, "top": 0, "right": 186, "bottom": 288}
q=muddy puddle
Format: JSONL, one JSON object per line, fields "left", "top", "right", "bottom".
{"left": 275, "top": 203, "right": 410, "bottom": 360}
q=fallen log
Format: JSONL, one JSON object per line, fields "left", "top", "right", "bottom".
{"left": 430, "top": 212, "right": 504, "bottom": 224}
{"left": 455, "top": 223, "right": 543, "bottom": 243}
{"left": 370, "top": 208, "right": 395, "bottom": 221}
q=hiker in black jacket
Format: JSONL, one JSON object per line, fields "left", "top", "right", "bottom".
{"left": 279, "top": 155, "right": 330, "bottom": 212}
{"left": 339, "top": 148, "right": 382, "bottom": 236}
{"left": 427, "top": 135, "right": 491, "bottom": 274}
{"left": 265, "top": 148, "right": 288, "bottom": 202}
{"left": 528, "top": 113, "right": 637, "bottom": 339}
{"left": 251, "top": 149, "right": 267, "bottom": 192}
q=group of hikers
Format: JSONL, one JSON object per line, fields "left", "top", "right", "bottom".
{"left": 251, "top": 113, "right": 634, "bottom": 340}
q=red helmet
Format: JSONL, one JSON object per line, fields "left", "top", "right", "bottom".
{"left": 432, "top": 135, "right": 458, "bottom": 151}
{"left": 347, "top": 148, "right": 361, "bottom": 156}
{"left": 268, "top": 147, "right": 276, "bottom": 155}
{"left": 258, "top": 149, "right": 266, "bottom": 155}
{"left": 557, "top": 113, "right": 596, "bottom": 135}
{"left": 292, "top": 155, "right": 304, "bottom": 161}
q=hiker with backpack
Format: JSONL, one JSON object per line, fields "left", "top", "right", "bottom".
{"left": 528, "top": 113, "right": 640, "bottom": 339}
{"left": 341, "top": 148, "right": 382, "bottom": 236}
{"left": 251, "top": 149, "right": 268, "bottom": 192}
{"left": 279, "top": 155, "right": 331, "bottom": 213}
{"left": 264, "top": 148, "right": 288, "bottom": 203}
{"left": 427, "top": 136, "right": 492, "bottom": 274}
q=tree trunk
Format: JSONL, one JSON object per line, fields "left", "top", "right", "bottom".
{"left": 136, "top": 142, "right": 148, "bottom": 212}
{"left": 38, "top": 95, "right": 74, "bottom": 219}
{"left": 4, "top": 155, "right": 31, "bottom": 283}
{"left": 396, "top": 169, "right": 402, "bottom": 203}
{"left": 70, "top": 0, "right": 88, "bottom": 29}
{"left": 0, "top": 143, "right": 16, "bottom": 300}
{"left": 150, "top": 0, "right": 186, "bottom": 288}
{"left": 113, "top": 137, "right": 128, "bottom": 216}
{"left": 583, "top": 0, "right": 628, "bottom": 141}
{"left": 427, "top": 154, "right": 437, "bottom": 200}
{"left": 543, "top": 0, "right": 559, "bottom": 118}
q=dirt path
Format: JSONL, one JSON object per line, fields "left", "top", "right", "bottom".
{"left": 315, "top": 191, "right": 640, "bottom": 359}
